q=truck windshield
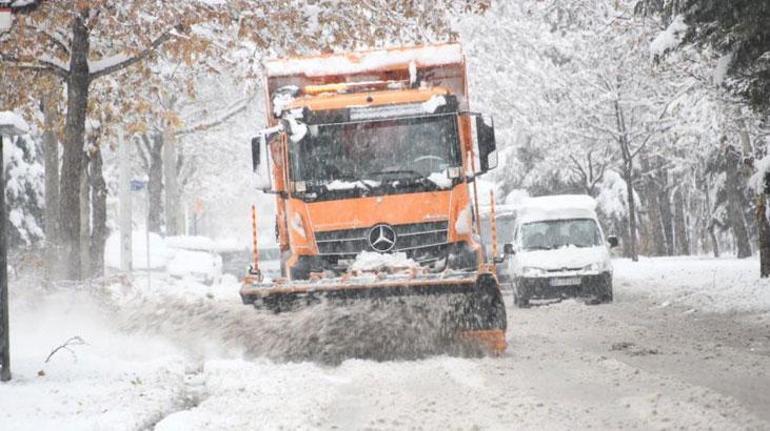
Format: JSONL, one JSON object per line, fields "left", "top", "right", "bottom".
{"left": 290, "top": 114, "right": 460, "bottom": 191}
{"left": 519, "top": 218, "right": 602, "bottom": 250}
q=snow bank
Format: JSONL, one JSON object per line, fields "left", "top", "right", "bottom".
{"left": 166, "top": 235, "right": 216, "bottom": 251}
{"left": 1, "top": 290, "right": 189, "bottom": 431}
{"left": 0, "top": 111, "right": 29, "bottom": 135}
{"left": 614, "top": 256, "right": 770, "bottom": 314}
{"left": 167, "top": 249, "right": 222, "bottom": 281}
{"left": 265, "top": 44, "right": 463, "bottom": 77}
{"left": 104, "top": 230, "right": 169, "bottom": 270}
{"left": 350, "top": 251, "right": 418, "bottom": 272}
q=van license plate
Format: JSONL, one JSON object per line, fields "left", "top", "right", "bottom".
{"left": 550, "top": 277, "right": 581, "bottom": 287}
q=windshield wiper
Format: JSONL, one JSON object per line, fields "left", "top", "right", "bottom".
{"left": 367, "top": 169, "right": 425, "bottom": 181}
{"left": 525, "top": 245, "right": 552, "bottom": 251}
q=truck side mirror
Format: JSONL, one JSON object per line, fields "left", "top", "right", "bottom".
{"left": 494, "top": 243, "right": 514, "bottom": 264}
{"left": 251, "top": 136, "right": 260, "bottom": 172}
{"left": 252, "top": 128, "right": 282, "bottom": 192}
{"left": 607, "top": 236, "right": 619, "bottom": 248}
{"left": 475, "top": 114, "right": 497, "bottom": 173}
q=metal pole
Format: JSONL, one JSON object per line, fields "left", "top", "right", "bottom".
{"left": 118, "top": 128, "right": 132, "bottom": 272}
{"left": 146, "top": 196, "right": 151, "bottom": 291}
{"left": 0, "top": 134, "right": 11, "bottom": 381}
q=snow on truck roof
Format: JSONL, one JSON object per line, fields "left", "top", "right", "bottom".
{"left": 517, "top": 195, "right": 598, "bottom": 224}
{"left": 265, "top": 44, "right": 464, "bottom": 78}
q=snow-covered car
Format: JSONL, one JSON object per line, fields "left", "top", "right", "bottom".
{"left": 165, "top": 236, "right": 223, "bottom": 285}
{"left": 500, "top": 195, "right": 618, "bottom": 307}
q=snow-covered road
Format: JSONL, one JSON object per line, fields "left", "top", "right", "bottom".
{"left": 2, "top": 257, "right": 769, "bottom": 430}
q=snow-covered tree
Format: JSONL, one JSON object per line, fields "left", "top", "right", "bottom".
{"left": 1, "top": 0, "right": 486, "bottom": 280}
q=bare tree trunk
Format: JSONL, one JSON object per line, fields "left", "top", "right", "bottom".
{"left": 79, "top": 154, "right": 90, "bottom": 278}
{"left": 724, "top": 145, "right": 752, "bottom": 258}
{"left": 756, "top": 195, "right": 770, "bottom": 277}
{"left": 163, "top": 126, "right": 180, "bottom": 235}
{"left": 674, "top": 187, "right": 690, "bottom": 255}
{"left": 145, "top": 133, "right": 163, "bottom": 233}
{"left": 708, "top": 221, "right": 721, "bottom": 257}
{"left": 41, "top": 89, "right": 62, "bottom": 281}
{"left": 640, "top": 157, "right": 666, "bottom": 256}
{"left": 60, "top": 14, "right": 90, "bottom": 281}
{"left": 615, "top": 97, "right": 638, "bottom": 262}
{"left": 658, "top": 185, "right": 674, "bottom": 255}
{"left": 737, "top": 115, "right": 770, "bottom": 273}
{"left": 624, "top": 164, "right": 639, "bottom": 261}
{"left": 89, "top": 146, "right": 107, "bottom": 277}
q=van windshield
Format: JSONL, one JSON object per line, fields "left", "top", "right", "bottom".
{"left": 519, "top": 218, "right": 602, "bottom": 250}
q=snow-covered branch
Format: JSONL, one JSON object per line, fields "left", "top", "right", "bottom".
{"left": 28, "top": 23, "right": 71, "bottom": 55}
{"left": 175, "top": 94, "right": 255, "bottom": 137}
{"left": 89, "top": 27, "right": 179, "bottom": 80}
{"left": 0, "top": 54, "right": 69, "bottom": 78}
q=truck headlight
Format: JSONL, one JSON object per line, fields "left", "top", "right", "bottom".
{"left": 290, "top": 213, "right": 306, "bottom": 239}
{"left": 521, "top": 266, "right": 545, "bottom": 277}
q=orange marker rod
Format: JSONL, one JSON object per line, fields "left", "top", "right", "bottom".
{"left": 251, "top": 204, "right": 261, "bottom": 278}
{"left": 490, "top": 190, "right": 498, "bottom": 264}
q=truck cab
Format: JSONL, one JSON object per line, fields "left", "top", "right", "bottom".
{"left": 252, "top": 44, "right": 498, "bottom": 281}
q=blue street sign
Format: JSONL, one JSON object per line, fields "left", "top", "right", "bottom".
{"left": 130, "top": 179, "right": 147, "bottom": 191}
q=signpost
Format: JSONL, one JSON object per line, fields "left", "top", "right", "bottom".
{"left": 0, "top": 8, "right": 12, "bottom": 33}
{"left": 118, "top": 128, "right": 132, "bottom": 272}
{"left": 0, "top": 112, "right": 29, "bottom": 382}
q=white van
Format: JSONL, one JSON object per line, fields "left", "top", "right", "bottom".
{"left": 500, "top": 195, "right": 617, "bottom": 307}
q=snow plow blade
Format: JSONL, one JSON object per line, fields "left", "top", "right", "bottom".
{"left": 240, "top": 271, "right": 507, "bottom": 355}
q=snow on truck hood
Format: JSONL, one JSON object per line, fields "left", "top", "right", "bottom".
{"left": 516, "top": 246, "right": 609, "bottom": 271}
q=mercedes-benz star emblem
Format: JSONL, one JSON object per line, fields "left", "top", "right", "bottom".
{"left": 368, "top": 224, "right": 397, "bottom": 252}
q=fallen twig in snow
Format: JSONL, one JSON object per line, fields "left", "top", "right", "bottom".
{"left": 45, "top": 336, "right": 88, "bottom": 364}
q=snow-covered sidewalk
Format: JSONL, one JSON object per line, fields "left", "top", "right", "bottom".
{"left": 614, "top": 255, "right": 770, "bottom": 314}
{"left": 0, "top": 289, "right": 194, "bottom": 430}
{"left": 3, "top": 256, "right": 770, "bottom": 430}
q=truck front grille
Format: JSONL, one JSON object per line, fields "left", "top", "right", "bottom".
{"left": 314, "top": 221, "right": 449, "bottom": 262}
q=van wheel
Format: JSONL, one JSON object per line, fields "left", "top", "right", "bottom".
{"left": 513, "top": 292, "right": 530, "bottom": 308}
{"left": 600, "top": 280, "right": 613, "bottom": 303}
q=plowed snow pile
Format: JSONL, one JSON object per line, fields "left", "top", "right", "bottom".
{"left": 614, "top": 256, "right": 770, "bottom": 314}
{"left": 100, "top": 275, "right": 477, "bottom": 363}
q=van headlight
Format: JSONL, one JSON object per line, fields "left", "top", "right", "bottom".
{"left": 585, "top": 262, "right": 608, "bottom": 272}
{"left": 521, "top": 266, "right": 546, "bottom": 277}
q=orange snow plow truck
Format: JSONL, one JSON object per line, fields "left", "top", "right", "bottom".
{"left": 240, "top": 43, "right": 507, "bottom": 354}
